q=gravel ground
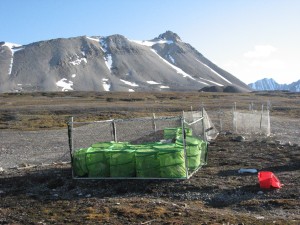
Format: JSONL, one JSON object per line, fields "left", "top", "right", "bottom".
{"left": 0, "top": 115, "right": 298, "bottom": 169}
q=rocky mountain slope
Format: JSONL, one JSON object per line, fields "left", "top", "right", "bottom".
{"left": 0, "top": 31, "right": 250, "bottom": 93}
{"left": 248, "top": 78, "right": 300, "bottom": 92}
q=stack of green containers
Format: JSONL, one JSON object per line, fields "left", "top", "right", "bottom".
{"left": 153, "top": 144, "right": 186, "bottom": 178}
{"left": 135, "top": 147, "right": 160, "bottom": 177}
{"left": 72, "top": 127, "right": 207, "bottom": 178}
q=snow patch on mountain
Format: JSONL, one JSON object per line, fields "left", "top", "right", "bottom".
{"left": 3, "top": 42, "right": 22, "bottom": 49}
{"left": 131, "top": 39, "right": 173, "bottom": 47}
{"left": 69, "top": 54, "right": 87, "bottom": 66}
{"left": 168, "top": 55, "right": 175, "bottom": 64}
{"left": 195, "top": 58, "right": 232, "bottom": 84}
{"left": 147, "top": 81, "right": 161, "bottom": 85}
{"left": 86, "top": 36, "right": 100, "bottom": 42}
{"left": 199, "top": 77, "right": 223, "bottom": 86}
{"left": 120, "top": 79, "right": 139, "bottom": 87}
{"left": 56, "top": 78, "right": 73, "bottom": 91}
{"left": 3, "top": 42, "right": 24, "bottom": 75}
{"left": 102, "top": 78, "right": 111, "bottom": 91}
{"left": 151, "top": 49, "right": 195, "bottom": 80}
{"left": 104, "top": 54, "right": 113, "bottom": 72}
{"left": 160, "top": 85, "right": 170, "bottom": 89}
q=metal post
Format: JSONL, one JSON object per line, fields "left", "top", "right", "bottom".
{"left": 181, "top": 115, "right": 189, "bottom": 179}
{"left": 152, "top": 113, "right": 157, "bottom": 133}
{"left": 260, "top": 104, "right": 264, "bottom": 130}
{"left": 67, "top": 116, "right": 74, "bottom": 177}
{"left": 112, "top": 120, "right": 117, "bottom": 142}
{"left": 201, "top": 106, "right": 206, "bottom": 141}
{"left": 67, "top": 116, "right": 74, "bottom": 158}
{"left": 232, "top": 103, "right": 237, "bottom": 133}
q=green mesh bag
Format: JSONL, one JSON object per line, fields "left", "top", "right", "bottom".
{"left": 175, "top": 136, "right": 202, "bottom": 170}
{"left": 91, "top": 142, "right": 114, "bottom": 149}
{"left": 72, "top": 148, "right": 88, "bottom": 177}
{"left": 199, "top": 141, "right": 208, "bottom": 166}
{"left": 163, "top": 128, "right": 178, "bottom": 140}
{"left": 135, "top": 149, "right": 160, "bottom": 177}
{"left": 154, "top": 144, "right": 187, "bottom": 178}
{"left": 85, "top": 147, "right": 110, "bottom": 177}
{"left": 176, "top": 128, "right": 193, "bottom": 137}
{"left": 110, "top": 149, "right": 136, "bottom": 177}
{"left": 111, "top": 142, "right": 129, "bottom": 150}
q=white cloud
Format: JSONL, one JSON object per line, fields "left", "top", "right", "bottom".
{"left": 243, "top": 45, "right": 277, "bottom": 58}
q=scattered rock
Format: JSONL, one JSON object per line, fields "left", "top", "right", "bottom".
{"left": 233, "top": 136, "right": 246, "bottom": 142}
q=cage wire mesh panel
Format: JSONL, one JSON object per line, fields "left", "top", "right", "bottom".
{"left": 233, "top": 110, "right": 270, "bottom": 136}
{"left": 183, "top": 109, "right": 219, "bottom": 141}
{"left": 72, "top": 121, "right": 114, "bottom": 153}
{"left": 182, "top": 111, "right": 209, "bottom": 173}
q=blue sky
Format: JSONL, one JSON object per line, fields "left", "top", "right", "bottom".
{"left": 1, "top": 0, "right": 299, "bottom": 84}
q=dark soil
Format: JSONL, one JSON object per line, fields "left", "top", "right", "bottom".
{"left": 0, "top": 134, "right": 299, "bottom": 225}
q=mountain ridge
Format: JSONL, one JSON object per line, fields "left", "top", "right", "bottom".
{"left": 0, "top": 31, "right": 251, "bottom": 93}
{"left": 248, "top": 78, "right": 300, "bottom": 92}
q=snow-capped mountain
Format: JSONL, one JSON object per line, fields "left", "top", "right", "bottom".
{"left": 0, "top": 31, "right": 250, "bottom": 93}
{"left": 248, "top": 78, "right": 300, "bottom": 92}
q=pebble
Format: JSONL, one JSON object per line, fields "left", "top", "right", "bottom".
{"left": 234, "top": 136, "right": 245, "bottom": 142}
{"left": 0, "top": 167, "right": 4, "bottom": 172}
{"left": 85, "top": 194, "right": 91, "bottom": 198}
{"left": 257, "top": 191, "right": 264, "bottom": 195}
{"left": 0, "top": 190, "right": 5, "bottom": 194}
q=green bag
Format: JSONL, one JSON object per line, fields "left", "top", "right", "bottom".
{"left": 110, "top": 149, "right": 136, "bottom": 177}
{"left": 154, "top": 144, "right": 187, "bottom": 178}
{"left": 163, "top": 128, "right": 178, "bottom": 140}
{"left": 85, "top": 147, "right": 110, "bottom": 177}
{"left": 72, "top": 148, "right": 88, "bottom": 177}
{"left": 135, "top": 149, "right": 160, "bottom": 177}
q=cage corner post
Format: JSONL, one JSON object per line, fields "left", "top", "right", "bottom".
{"left": 181, "top": 114, "right": 189, "bottom": 179}
{"left": 67, "top": 116, "right": 74, "bottom": 177}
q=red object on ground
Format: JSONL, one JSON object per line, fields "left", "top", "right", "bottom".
{"left": 258, "top": 171, "right": 283, "bottom": 189}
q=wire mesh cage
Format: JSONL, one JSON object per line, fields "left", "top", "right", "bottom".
{"left": 68, "top": 112, "right": 209, "bottom": 180}
{"left": 233, "top": 109, "right": 271, "bottom": 136}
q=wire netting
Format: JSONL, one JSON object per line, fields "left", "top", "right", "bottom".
{"left": 233, "top": 110, "right": 271, "bottom": 136}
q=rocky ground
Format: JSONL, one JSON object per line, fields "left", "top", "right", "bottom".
{"left": 0, "top": 91, "right": 299, "bottom": 224}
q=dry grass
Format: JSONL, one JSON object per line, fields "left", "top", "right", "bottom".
{"left": 1, "top": 91, "right": 299, "bottom": 131}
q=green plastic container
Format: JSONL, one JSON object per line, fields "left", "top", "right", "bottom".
{"left": 72, "top": 148, "right": 88, "bottom": 177}
{"left": 85, "top": 147, "right": 110, "bottom": 177}
{"left": 110, "top": 149, "right": 136, "bottom": 177}
{"left": 135, "top": 149, "right": 160, "bottom": 177}
{"left": 154, "top": 144, "right": 187, "bottom": 178}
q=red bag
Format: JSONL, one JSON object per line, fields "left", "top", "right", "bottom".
{"left": 258, "top": 171, "right": 283, "bottom": 189}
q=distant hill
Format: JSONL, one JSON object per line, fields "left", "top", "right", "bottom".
{"left": 0, "top": 31, "right": 251, "bottom": 93}
{"left": 248, "top": 78, "right": 300, "bottom": 92}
